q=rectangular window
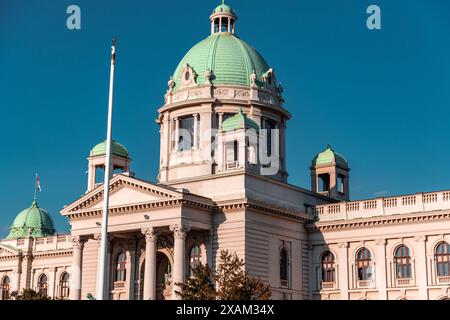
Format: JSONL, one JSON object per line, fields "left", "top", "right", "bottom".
{"left": 178, "top": 116, "right": 194, "bottom": 151}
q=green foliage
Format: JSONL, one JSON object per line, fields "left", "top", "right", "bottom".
{"left": 175, "top": 263, "right": 216, "bottom": 300}
{"left": 9, "top": 289, "right": 51, "bottom": 300}
{"left": 176, "top": 250, "right": 272, "bottom": 300}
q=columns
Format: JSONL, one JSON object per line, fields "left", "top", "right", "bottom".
{"left": 193, "top": 113, "right": 199, "bottom": 149}
{"left": 142, "top": 228, "right": 158, "bottom": 300}
{"left": 227, "top": 17, "right": 231, "bottom": 32}
{"left": 338, "top": 242, "right": 349, "bottom": 300}
{"left": 415, "top": 236, "right": 428, "bottom": 299}
{"left": 70, "top": 236, "right": 84, "bottom": 300}
{"left": 126, "top": 242, "right": 137, "bottom": 300}
{"left": 13, "top": 270, "right": 21, "bottom": 292}
{"left": 218, "top": 112, "right": 224, "bottom": 130}
{"left": 375, "top": 239, "right": 387, "bottom": 299}
{"left": 48, "top": 267, "right": 57, "bottom": 298}
{"left": 170, "top": 223, "right": 191, "bottom": 300}
{"left": 174, "top": 117, "right": 179, "bottom": 152}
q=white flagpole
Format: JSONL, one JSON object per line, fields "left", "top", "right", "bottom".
{"left": 97, "top": 37, "right": 116, "bottom": 300}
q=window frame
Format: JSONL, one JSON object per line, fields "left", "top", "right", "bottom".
{"left": 115, "top": 251, "right": 127, "bottom": 282}
{"left": 394, "top": 245, "right": 412, "bottom": 279}
{"left": 37, "top": 273, "right": 48, "bottom": 295}
{"left": 435, "top": 242, "right": 450, "bottom": 277}
{"left": 1, "top": 276, "right": 10, "bottom": 300}
{"left": 356, "top": 248, "right": 372, "bottom": 281}
{"left": 59, "top": 272, "right": 70, "bottom": 298}
{"left": 321, "top": 251, "right": 336, "bottom": 283}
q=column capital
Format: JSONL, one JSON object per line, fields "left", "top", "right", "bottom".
{"left": 414, "top": 235, "right": 427, "bottom": 243}
{"left": 49, "top": 267, "right": 56, "bottom": 272}
{"left": 71, "top": 235, "right": 84, "bottom": 249}
{"left": 142, "top": 228, "right": 158, "bottom": 242}
{"left": 193, "top": 113, "right": 199, "bottom": 118}
{"left": 170, "top": 223, "right": 191, "bottom": 239}
{"left": 375, "top": 239, "right": 386, "bottom": 246}
{"left": 338, "top": 242, "right": 349, "bottom": 249}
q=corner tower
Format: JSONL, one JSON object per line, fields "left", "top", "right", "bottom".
{"left": 311, "top": 145, "right": 350, "bottom": 201}
{"left": 157, "top": 1, "right": 290, "bottom": 185}
{"left": 87, "top": 140, "right": 131, "bottom": 192}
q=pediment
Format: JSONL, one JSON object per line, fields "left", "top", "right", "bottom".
{"left": 0, "top": 244, "right": 20, "bottom": 256}
{"left": 61, "top": 174, "right": 183, "bottom": 215}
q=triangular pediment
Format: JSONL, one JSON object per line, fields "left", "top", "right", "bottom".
{"left": 60, "top": 174, "right": 184, "bottom": 215}
{"left": 0, "top": 243, "right": 20, "bottom": 256}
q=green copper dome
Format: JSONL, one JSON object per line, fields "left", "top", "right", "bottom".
{"left": 91, "top": 140, "right": 129, "bottom": 158}
{"left": 222, "top": 109, "right": 259, "bottom": 132}
{"left": 172, "top": 33, "right": 270, "bottom": 91}
{"left": 213, "top": 3, "right": 235, "bottom": 14}
{"left": 7, "top": 200, "right": 55, "bottom": 239}
{"left": 312, "top": 145, "right": 349, "bottom": 169}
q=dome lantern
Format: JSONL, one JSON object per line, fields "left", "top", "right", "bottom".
{"left": 87, "top": 140, "right": 131, "bottom": 192}
{"left": 310, "top": 145, "right": 350, "bottom": 201}
{"left": 210, "top": 1, "right": 238, "bottom": 35}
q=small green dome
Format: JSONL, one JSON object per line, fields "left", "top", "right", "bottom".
{"left": 222, "top": 109, "right": 259, "bottom": 132}
{"left": 312, "top": 145, "right": 349, "bottom": 169}
{"left": 172, "top": 33, "right": 270, "bottom": 91}
{"left": 91, "top": 140, "right": 129, "bottom": 158}
{"left": 7, "top": 200, "right": 55, "bottom": 239}
{"left": 213, "top": 2, "right": 235, "bottom": 15}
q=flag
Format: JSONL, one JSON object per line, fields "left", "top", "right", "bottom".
{"left": 111, "top": 38, "right": 116, "bottom": 65}
{"left": 36, "top": 174, "right": 42, "bottom": 192}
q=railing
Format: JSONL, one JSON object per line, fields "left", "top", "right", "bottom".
{"left": 396, "top": 278, "right": 412, "bottom": 287}
{"left": 313, "top": 190, "right": 450, "bottom": 222}
{"left": 437, "top": 276, "right": 450, "bottom": 284}
{"left": 321, "top": 282, "right": 336, "bottom": 290}
{"left": 113, "top": 281, "right": 126, "bottom": 290}
{"left": 226, "top": 161, "right": 238, "bottom": 170}
{"left": 357, "top": 280, "right": 373, "bottom": 288}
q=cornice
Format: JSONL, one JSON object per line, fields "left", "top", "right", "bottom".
{"left": 307, "top": 210, "right": 450, "bottom": 232}
{"left": 216, "top": 198, "right": 312, "bottom": 223}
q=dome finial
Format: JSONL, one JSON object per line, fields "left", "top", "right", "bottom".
{"left": 210, "top": 1, "right": 237, "bottom": 35}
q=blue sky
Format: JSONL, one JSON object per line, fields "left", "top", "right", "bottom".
{"left": 0, "top": 0, "right": 449, "bottom": 237}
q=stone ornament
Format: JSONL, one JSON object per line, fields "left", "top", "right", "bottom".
{"left": 170, "top": 224, "right": 191, "bottom": 239}
{"left": 142, "top": 227, "right": 158, "bottom": 242}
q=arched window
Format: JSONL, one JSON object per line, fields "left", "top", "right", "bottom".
{"left": 435, "top": 242, "right": 450, "bottom": 277}
{"left": 59, "top": 272, "right": 70, "bottom": 298}
{"left": 189, "top": 245, "right": 202, "bottom": 276}
{"left": 394, "top": 245, "right": 411, "bottom": 279}
{"left": 280, "top": 247, "right": 289, "bottom": 286}
{"left": 356, "top": 248, "right": 372, "bottom": 281}
{"left": 321, "top": 251, "right": 336, "bottom": 283}
{"left": 1, "top": 276, "right": 10, "bottom": 300}
{"left": 37, "top": 274, "right": 48, "bottom": 295}
{"left": 115, "top": 251, "right": 127, "bottom": 282}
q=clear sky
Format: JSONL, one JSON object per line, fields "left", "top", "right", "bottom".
{"left": 0, "top": 0, "right": 449, "bottom": 237}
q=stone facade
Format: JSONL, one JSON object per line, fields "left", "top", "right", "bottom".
{"left": 1, "top": 2, "right": 449, "bottom": 301}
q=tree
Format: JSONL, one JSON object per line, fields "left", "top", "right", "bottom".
{"left": 175, "top": 250, "right": 271, "bottom": 300}
{"left": 9, "top": 289, "right": 51, "bottom": 300}
{"left": 175, "top": 263, "right": 216, "bottom": 300}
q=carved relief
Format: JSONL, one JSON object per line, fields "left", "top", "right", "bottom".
{"left": 234, "top": 89, "right": 249, "bottom": 98}
{"left": 179, "top": 63, "right": 198, "bottom": 89}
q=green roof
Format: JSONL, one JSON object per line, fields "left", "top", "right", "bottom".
{"left": 213, "top": 2, "right": 235, "bottom": 15}
{"left": 172, "top": 33, "right": 270, "bottom": 91}
{"left": 222, "top": 109, "right": 259, "bottom": 132}
{"left": 91, "top": 140, "right": 129, "bottom": 158}
{"left": 312, "top": 145, "right": 349, "bottom": 169}
{"left": 7, "top": 200, "right": 55, "bottom": 239}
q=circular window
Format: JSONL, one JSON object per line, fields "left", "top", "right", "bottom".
{"left": 185, "top": 71, "right": 190, "bottom": 81}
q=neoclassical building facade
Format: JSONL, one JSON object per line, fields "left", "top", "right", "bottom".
{"left": 1, "top": 2, "right": 450, "bottom": 301}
